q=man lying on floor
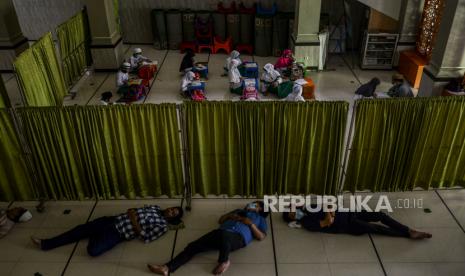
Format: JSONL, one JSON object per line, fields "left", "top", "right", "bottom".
{"left": 148, "top": 201, "right": 269, "bottom": 276}
{"left": 31, "top": 205, "right": 183, "bottom": 256}
{"left": 283, "top": 205, "right": 432, "bottom": 239}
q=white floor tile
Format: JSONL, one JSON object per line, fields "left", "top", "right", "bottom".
{"left": 9, "top": 261, "right": 66, "bottom": 276}
{"left": 384, "top": 262, "right": 439, "bottom": 276}
{"left": 65, "top": 261, "right": 119, "bottom": 276}
{"left": 329, "top": 263, "right": 384, "bottom": 276}
{"left": 274, "top": 227, "right": 327, "bottom": 263}
{"left": 278, "top": 263, "right": 331, "bottom": 276}
{"left": 437, "top": 189, "right": 465, "bottom": 229}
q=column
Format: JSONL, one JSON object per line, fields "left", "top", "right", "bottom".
{"left": 0, "top": 0, "right": 28, "bottom": 71}
{"left": 395, "top": 0, "right": 424, "bottom": 65}
{"left": 85, "top": 0, "right": 124, "bottom": 71}
{"left": 291, "top": 0, "right": 321, "bottom": 68}
{"left": 418, "top": 0, "right": 465, "bottom": 96}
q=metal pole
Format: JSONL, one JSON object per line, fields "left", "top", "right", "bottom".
{"left": 177, "top": 103, "right": 192, "bottom": 211}
{"left": 12, "top": 63, "right": 28, "bottom": 107}
{"left": 338, "top": 98, "right": 358, "bottom": 194}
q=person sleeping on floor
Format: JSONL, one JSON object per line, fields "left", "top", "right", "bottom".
{"left": 148, "top": 201, "right": 269, "bottom": 276}
{"left": 30, "top": 205, "right": 183, "bottom": 256}
{"left": 282, "top": 205, "right": 432, "bottom": 239}
{"left": 1, "top": 207, "right": 33, "bottom": 238}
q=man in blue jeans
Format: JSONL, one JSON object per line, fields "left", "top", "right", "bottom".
{"left": 31, "top": 205, "right": 183, "bottom": 256}
{"left": 148, "top": 201, "right": 268, "bottom": 275}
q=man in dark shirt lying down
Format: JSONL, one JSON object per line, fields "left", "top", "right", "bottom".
{"left": 283, "top": 207, "right": 432, "bottom": 239}
{"left": 31, "top": 205, "right": 183, "bottom": 256}
{"left": 148, "top": 201, "right": 268, "bottom": 276}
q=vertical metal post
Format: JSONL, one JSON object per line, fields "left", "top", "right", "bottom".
{"left": 338, "top": 99, "right": 358, "bottom": 194}
{"left": 176, "top": 104, "right": 192, "bottom": 211}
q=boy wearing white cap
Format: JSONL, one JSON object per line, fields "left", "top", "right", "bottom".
{"left": 130, "top": 48, "right": 152, "bottom": 72}
{"left": 116, "top": 62, "right": 131, "bottom": 95}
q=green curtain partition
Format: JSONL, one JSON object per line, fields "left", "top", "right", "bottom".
{"left": 0, "top": 77, "right": 10, "bottom": 108}
{"left": 57, "top": 10, "right": 92, "bottom": 87}
{"left": 406, "top": 97, "right": 465, "bottom": 189}
{"left": 14, "top": 32, "right": 67, "bottom": 107}
{"left": 274, "top": 102, "right": 348, "bottom": 195}
{"left": 0, "top": 109, "right": 35, "bottom": 201}
{"left": 345, "top": 97, "right": 465, "bottom": 192}
{"left": 185, "top": 101, "right": 348, "bottom": 197}
{"left": 17, "top": 105, "right": 183, "bottom": 200}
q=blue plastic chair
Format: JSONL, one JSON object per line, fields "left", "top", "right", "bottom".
{"left": 256, "top": 3, "right": 277, "bottom": 16}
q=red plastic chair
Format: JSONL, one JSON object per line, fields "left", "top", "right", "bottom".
{"left": 214, "top": 36, "right": 232, "bottom": 54}
{"left": 180, "top": 41, "right": 197, "bottom": 53}
{"left": 198, "top": 44, "right": 214, "bottom": 53}
{"left": 236, "top": 44, "right": 254, "bottom": 55}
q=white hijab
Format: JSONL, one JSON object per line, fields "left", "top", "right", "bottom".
{"left": 181, "top": 71, "right": 196, "bottom": 91}
{"left": 285, "top": 79, "right": 307, "bottom": 102}
{"left": 262, "top": 63, "right": 281, "bottom": 82}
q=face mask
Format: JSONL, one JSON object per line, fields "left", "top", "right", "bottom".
{"left": 18, "top": 210, "right": 32, "bottom": 222}
{"left": 247, "top": 203, "right": 257, "bottom": 210}
{"left": 295, "top": 209, "right": 305, "bottom": 220}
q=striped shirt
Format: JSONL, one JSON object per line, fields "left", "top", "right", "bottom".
{"left": 114, "top": 205, "right": 168, "bottom": 243}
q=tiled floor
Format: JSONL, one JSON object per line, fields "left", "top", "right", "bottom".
{"left": 1, "top": 190, "right": 464, "bottom": 276}
{"left": 2, "top": 44, "right": 408, "bottom": 107}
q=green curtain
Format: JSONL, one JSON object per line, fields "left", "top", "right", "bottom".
{"left": 57, "top": 10, "right": 92, "bottom": 87}
{"left": 0, "top": 77, "right": 10, "bottom": 108}
{"left": 0, "top": 109, "right": 35, "bottom": 201}
{"left": 14, "top": 32, "right": 67, "bottom": 106}
{"left": 114, "top": 0, "right": 122, "bottom": 35}
{"left": 185, "top": 101, "right": 348, "bottom": 196}
{"left": 274, "top": 101, "right": 348, "bottom": 195}
{"left": 406, "top": 97, "right": 465, "bottom": 189}
{"left": 17, "top": 104, "right": 183, "bottom": 200}
{"left": 345, "top": 97, "right": 465, "bottom": 192}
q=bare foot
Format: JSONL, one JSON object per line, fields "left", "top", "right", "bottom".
{"left": 30, "top": 236, "right": 42, "bottom": 248}
{"left": 212, "top": 260, "right": 230, "bottom": 275}
{"left": 409, "top": 229, "right": 432, "bottom": 239}
{"left": 147, "top": 264, "right": 168, "bottom": 276}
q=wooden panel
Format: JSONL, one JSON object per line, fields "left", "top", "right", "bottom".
{"left": 398, "top": 50, "right": 428, "bottom": 89}
{"left": 368, "top": 8, "right": 398, "bottom": 33}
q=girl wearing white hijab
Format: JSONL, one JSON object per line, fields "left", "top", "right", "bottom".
{"left": 223, "top": 50, "right": 242, "bottom": 76}
{"left": 260, "top": 63, "right": 282, "bottom": 94}
{"left": 229, "top": 59, "right": 243, "bottom": 90}
{"left": 181, "top": 71, "right": 196, "bottom": 94}
{"left": 284, "top": 79, "right": 307, "bottom": 102}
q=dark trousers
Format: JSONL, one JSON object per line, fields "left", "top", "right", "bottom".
{"left": 348, "top": 212, "right": 410, "bottom": 237}
{"left": 167, "top": 229, "right": 245, "bottom": 272}
{"left": 41, "top": 216, "right": 124, "bottom": 256}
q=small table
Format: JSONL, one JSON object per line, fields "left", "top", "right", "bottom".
{"left": 240, "top": 62, "right": 259, "bottom": 78}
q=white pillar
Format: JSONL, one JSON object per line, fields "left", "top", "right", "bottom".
{"left": 85, "top": 0, "right": 124, "bottom": 71}
{"left": 418, "top": 0, "right": 465, "bottom": 96}
{"left": 291, "top": 0, "right": 322, "bottom": 68}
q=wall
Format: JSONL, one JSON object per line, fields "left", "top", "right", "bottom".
{"left": 119, "top": 0, "right": 296, "bottom": 43}
{"left": 13, "top": 0, "right": 85, "bottom": 40}
{"left": 357, "top": 0, "right": 402, "bottom": 20}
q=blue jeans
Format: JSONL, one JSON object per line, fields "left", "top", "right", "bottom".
{"left": 41, "top": 216, "right": 124, "bottom": 256}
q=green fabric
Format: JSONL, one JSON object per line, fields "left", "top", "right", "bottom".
{"left": 185, "top": 101, "right": 348, "bottom": 196}
{"left": 0, "top": 109, "right": 35, "bottom": 201}
{"left": 14, "top": 32, "right": 67, "bottom": 107}
{"left": 17, "top": 104, "right": 183, "bottom": 200}
{"left": 114, "top": 0, "right": 122, "bottom": 35}
{"left": 406, "top": 97, "right": 465, "bottom": 189}
{"left": 0, "top": 77, "right": 10, "bottom": 108}
{"left": 345, "top": 97, "right": 465, "bottom": 192}
{"left": 57, "top": 10, "right": 92, "bottom": 87}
